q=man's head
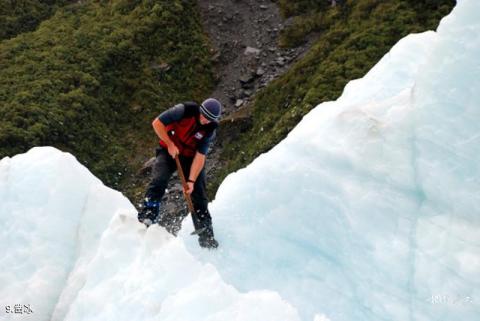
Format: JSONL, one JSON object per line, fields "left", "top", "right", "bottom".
{"left": 199, "top": 98, "right": 222, "bottom": 125}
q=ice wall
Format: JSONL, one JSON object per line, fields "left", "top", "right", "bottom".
{"left": 0, "top": 147, "right": 134, "bottom": 320}
{"left": 180, "top": 1, "right": 480, "bottom": 320}
{"left": 0, "top": 147, "right": 300, "bottom": 321}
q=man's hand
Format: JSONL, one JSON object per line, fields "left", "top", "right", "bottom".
{"left": 167, "top": 143, "right": 179, "bottom": 158}
{"left": 185, "top": 181, "right": 194, "bottom": 194}
{"left": 152, "top": 118, "right": 179, "bottom": 158}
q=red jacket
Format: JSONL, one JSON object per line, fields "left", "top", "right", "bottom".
{"left": 159, "top": 102, "right": 217, "bottom": 157}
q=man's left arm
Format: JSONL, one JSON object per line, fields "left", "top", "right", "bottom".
{"left": 185, "top": 130, "right": 214, "bottom": 194}
{"left": 185, "top": 152, "right": 205, "bottom": 194}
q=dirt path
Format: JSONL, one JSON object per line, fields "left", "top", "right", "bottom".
{"left": 197, "top": 0, "right": 308, "bottom": 113}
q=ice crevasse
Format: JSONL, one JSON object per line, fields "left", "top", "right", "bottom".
{"left": 1, "top": 0, "right": 479, "bottom": 321}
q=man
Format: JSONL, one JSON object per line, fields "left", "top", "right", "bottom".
{"left": 138, "top": 98, "right": 221, "bottom": 249}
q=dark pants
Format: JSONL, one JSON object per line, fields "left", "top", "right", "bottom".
{"left": 145, "top": 148, "right": 213, "bottom": 232}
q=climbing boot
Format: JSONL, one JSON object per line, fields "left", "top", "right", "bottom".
{"left": 137, "top": 197, "right": 160, "bottom": 227}
{"left": 191, "top": 208, "right": 218, "bottom": 248}
{"left": 198, "top": 225, "right": 219, "bottom": 249}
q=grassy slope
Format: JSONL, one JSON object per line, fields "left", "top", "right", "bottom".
{"left": 0, "top": 0, "right": 215, "bottom": 193}
{"left": 211, "top": 0, "right": 454, "bottom": 195}
{"left": 0, "top": 0, "right": 73, "bottom": 40}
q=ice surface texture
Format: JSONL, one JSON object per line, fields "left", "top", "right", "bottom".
{"left": 0, "top": 147, "right": 133, "bottom": 320}
{"left": 182, "top": 1, "right": 480, "bottom": 320}
{"left": 0, "top": 147, "right": 300, "bottom": 321}
{"left": 1, "top": 1, "right": 479, "bottom": 320}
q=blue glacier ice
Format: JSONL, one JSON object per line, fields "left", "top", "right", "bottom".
{"left": 0, "top": 148, "right": 301, "bottom": 321}
{"left": 181, "top": 1, "right": 480, "bottom": 320}
{"left": 0, "top": 1, "right": 479, "bottom": 320}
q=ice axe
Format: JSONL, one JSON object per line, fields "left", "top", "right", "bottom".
{"left": 174, "top": 155, "right": 207, "bottom": 236}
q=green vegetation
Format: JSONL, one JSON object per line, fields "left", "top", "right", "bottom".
{"left": 0, "top": 0, "right": 215, "bottom": 193}
{"left": 0, "top": 0, "right": 72, "bottom": 40}
{"left": 0, "top": 0, "right": 456, "bottom": 202}
{"left": 211, "top": 0, "right": 454, "bottom": 195}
